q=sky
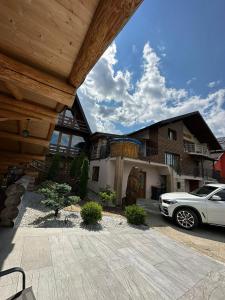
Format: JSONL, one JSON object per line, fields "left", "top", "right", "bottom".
{"left": 78, "top": 0, "right": 225, "bottom": 137}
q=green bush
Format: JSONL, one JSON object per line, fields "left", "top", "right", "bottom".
{"left": 81, "top": 201, "right": 102, "bottom": 224}
{"left": 99, "top": 186, "right": 116, "bottom": 205}
{"left": 125, "top": 205, "right": 146, "bottom": 225}
{"left": 79, "top": 158, "right": 89, "bottom": 199}
{"left": 47, "top": 153, "right": 61, "bottom": 180}
{"left": 70, "top": 152, "right": 86, "bottom": 178}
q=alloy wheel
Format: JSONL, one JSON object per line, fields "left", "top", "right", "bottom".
{"left": 176, "top": 210, "right": 195, "bottom": 229}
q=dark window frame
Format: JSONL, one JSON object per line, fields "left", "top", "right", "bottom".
{"left": 168, "top": 128, "right": 177, "bottom": 141}
{"left": 92, "top": 166, "right": 100, "bottom": 182}
{"left": 165, "top": 152, "right": 180, "bottom": 172}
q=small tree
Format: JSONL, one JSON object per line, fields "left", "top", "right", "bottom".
{"left": 38, "top": 182, "right": 80, "bottom": 217}
{"left": 79, "top": 159, "right": 89, "bottom": 199}
{"left": 70, "top": 152, "right": 86, "bottom": 178}
{"left": 47, "top": 153, "right": 61, "bottom": 180}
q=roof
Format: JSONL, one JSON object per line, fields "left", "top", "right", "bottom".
{"left": 128, "top": 111, "right": 221, "bottom": 151}
{"left": 71, "top": 95, "right": 91, "bottom": 134}
{"left": 206, "top": 183, "right": 225, "bottom": 188}
{"left": 0, "top": 1, "right": 142, "bottom": 172}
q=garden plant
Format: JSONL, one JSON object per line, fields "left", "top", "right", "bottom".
{"left": 125, "top": 204, "right": 146, "bottom": 225}
{"left": 81, "top": 201, "right": 102, "bottom": 224}
{"left": 38, "top": 181, "right": 80, "bottom": 217}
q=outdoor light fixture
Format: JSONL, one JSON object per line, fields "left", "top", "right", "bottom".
{"left": 22, "top": 118, "right": 30, "bottom": 137}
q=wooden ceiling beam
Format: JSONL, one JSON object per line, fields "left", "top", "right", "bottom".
{"left": 0, "top": 131, "right": 49, "bottom": 147}
{"left": 69, "top": 0, "right": 142, "bottom": 88}
{"left": 0, "top": 94, "right": 57, "bottom": 123}
{"left": 4, "top": 81, "right": 23, "bottom": 100}
{"left": 0, "top": 53, "right": 75, "bottom": 107}
{"left": 0, "top": 108, "right": 48, "bottom": 122}
{"left": 0, "top": 151, "right": 45, "bottom": 161}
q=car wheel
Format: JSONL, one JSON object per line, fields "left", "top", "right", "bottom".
{"left": 175, "top": 208, "right": 199, "bottom": 230}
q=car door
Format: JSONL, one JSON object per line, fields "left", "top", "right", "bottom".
{"left": 207, "top": 189, "right": 225, "bottom": 225}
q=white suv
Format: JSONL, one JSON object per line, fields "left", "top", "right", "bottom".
{"left": 160, "top": 184, "right": 225, "bottom": 230}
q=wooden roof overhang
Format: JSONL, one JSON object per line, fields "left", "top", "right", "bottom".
{"left": 0, "top": 0, "right": 142, "bottom": 173}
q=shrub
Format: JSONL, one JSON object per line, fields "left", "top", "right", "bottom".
{"left": 79, "top": 158, "right": 89, "bottom": 199}
{"left": 70, "top": 152, "right": 86, "bottom": 178}
{"left": 125, "top": 205, "right": 146, "bottom": 225}
{"left": 99, "top": 186, "right": 116, "bottom": 205}
{"left": 47, "top": 153, "right": 61, "bottom": 180}
{"left": 81, "top": 201, "right": 102, "bottom": 224}
{"left": 38, "top": 182, "right": 80, "bottom": 217}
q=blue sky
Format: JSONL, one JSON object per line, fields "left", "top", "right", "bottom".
{"left": 78, "top": 0, "right": 225, "bottom": 137}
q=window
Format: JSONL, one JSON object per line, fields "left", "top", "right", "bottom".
{"left": 71, "top": 135, "right": 85, "bottom": 148}
{"left": 177, "top": 182, "right": 181, "bottom": 189}
{"left": 92, "top": 166, "right": 100, "bottom": 181}
{"left": 168, "top": 129, "right": 177, "bottom": 140}
{"left": 190, "top": 185, "right": 218, "bottom": 197}
{"left": 214, "top": 189, "right": 225, "bottom": 201}
{"left": 50, "top": 131, "right": 59, "bottom": 145}
{"left": 60, "top": 133, "right": 70, "bottom": 147}
{"left": 165, "top": 152, "right": 180, "bottom": 171}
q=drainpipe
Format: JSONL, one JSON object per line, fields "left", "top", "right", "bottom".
{"left": 114, "top": 156, "right": 124, "bottom": 206}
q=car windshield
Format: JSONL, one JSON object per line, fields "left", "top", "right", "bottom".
{"left": 189, "top": 186, "right": 218, "bottom": 197}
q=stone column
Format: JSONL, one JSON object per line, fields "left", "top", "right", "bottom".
{"left": 114, "top": 157, "right": 124, "bottom": 206}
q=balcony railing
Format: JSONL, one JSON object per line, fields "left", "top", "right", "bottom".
{"left": 184, "top": 143, "right": 209, "bottom": 156}
{"left": 57, "top": 115, "right": 89, "bottom": 133}
{"left": 49, "top": 144, "right": 81, "bottom": 157}
{"left": 90, "top": 143, "right": 158, "bottom": 161}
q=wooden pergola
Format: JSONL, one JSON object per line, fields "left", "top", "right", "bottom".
{"left": 0, "top": 0, "right": 142, "bottom": 175}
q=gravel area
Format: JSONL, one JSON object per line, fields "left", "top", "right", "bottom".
{"left": 15, "top": 191, "right": 131, "bottom": 231}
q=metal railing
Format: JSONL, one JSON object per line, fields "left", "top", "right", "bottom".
{"left": 57, "top": 114, "right": 89, "bottom": 133}
{"left": 184, "top": 143, "right": 209, "bottom": 156}
{"left": 49, "top": 144, "right": 81, "bottom": 157}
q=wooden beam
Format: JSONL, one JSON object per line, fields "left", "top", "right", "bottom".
{"left": 0, "top": 131, "right": 49, "bottom": 147}
{"left": 0, "top": 108, "right": 46, "bottom": 122}
{"left": 0, "top": 94, "right": 57, "bottom": 123}
{"left": 0, "top": 151, "right": 45, "bottom": 161}
{"left": 0, "top": 53, "right": 75, "bottom": 106}
{"left": 69, "top": 0, "right": 142, "bottom": 87}
{"left": 4, "top": 81, "right": 23, "bottom": 100}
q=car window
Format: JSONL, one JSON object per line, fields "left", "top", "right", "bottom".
{"left": 214, "top": 189, "right": 225, "bottom": 201}
{"left": 190, "top": 186, "right": 218, "bottom": 197}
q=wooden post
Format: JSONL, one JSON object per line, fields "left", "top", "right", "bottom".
{"left": 114, "top": 157, "right": 124, "bottom": 205}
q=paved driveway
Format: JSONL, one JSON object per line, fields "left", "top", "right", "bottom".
{"left": 143, "top": 200, "right": 225, "bottom": 264}
{"left": 1, "top": 225, "right": 225, "bottom": 299}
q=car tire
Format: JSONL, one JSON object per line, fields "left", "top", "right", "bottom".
{"left": 174, "top": 208, "right": 199, "bottom": 230}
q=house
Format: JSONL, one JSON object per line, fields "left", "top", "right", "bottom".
{"left": 49, "top": 95, "right": 91, "bottom": 158}
{"left": 213, "top": 137, "right": 225, "bottom": 182}
{"left": 88, "top": 112, "right": 222, "bottom": 204}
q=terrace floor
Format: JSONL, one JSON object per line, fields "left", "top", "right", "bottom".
{"left": 1, "top": 224, "right": 225, "bottom": 299}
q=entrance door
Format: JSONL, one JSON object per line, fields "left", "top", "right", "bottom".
{"left": 138, "top": 171, "right": 146, "bottom": 198}
{"left": 189, "top": 180, "right": 199, "bottom": 192}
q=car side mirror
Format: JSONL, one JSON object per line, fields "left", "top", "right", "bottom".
{"left": 210, "top": 195, "right": 222, "bottom": 201}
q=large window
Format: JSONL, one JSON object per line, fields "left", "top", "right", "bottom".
{"left": 71, "top": 135, "right": 85, "bottom": 148}
{"left": 165, "top": 152, "right": 180, "bottom": 171}
{"left": 92, "top": 166, "right": 100, "bottom": 181}
{"left": 60, "top": 133, "right": 70, "bottom": 147}
{"left": 50, "top": 131, "right": 59, "bottom": 145}
{"left": 168, "top": 129, "right": 177, "bottom": 141}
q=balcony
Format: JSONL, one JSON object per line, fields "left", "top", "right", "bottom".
{"left": 182, "top": 167, "right": 214, "bottom": 179}
{"left": 49, "top": 144, "right": 81, "bottom": 157}
{"left": 184, "top": 143, "right": 210, "bottom": 157}
{"left": 57, "top": 114, "right": 89, "bottom": 133}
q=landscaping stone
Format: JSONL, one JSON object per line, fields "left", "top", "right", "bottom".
{"left": 15, "top": 192, "right": 128, "bottom": 230}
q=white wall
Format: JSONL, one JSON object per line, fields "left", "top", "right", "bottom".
{"left": 88, "top": 159, "right": 115, "bottom": 193}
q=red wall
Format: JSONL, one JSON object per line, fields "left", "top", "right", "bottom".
{"left": 215, "top": 152, "right": 225, "bottom": 180}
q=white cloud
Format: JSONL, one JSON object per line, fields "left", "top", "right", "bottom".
{"left": 78, "top": 42, "right": 225, "bottom": 137}
{"left": 186, "top": 77, "right": 196, "bottom": 85}
{"left": 208, "top": 80, "right": 221, "bottom": 88}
